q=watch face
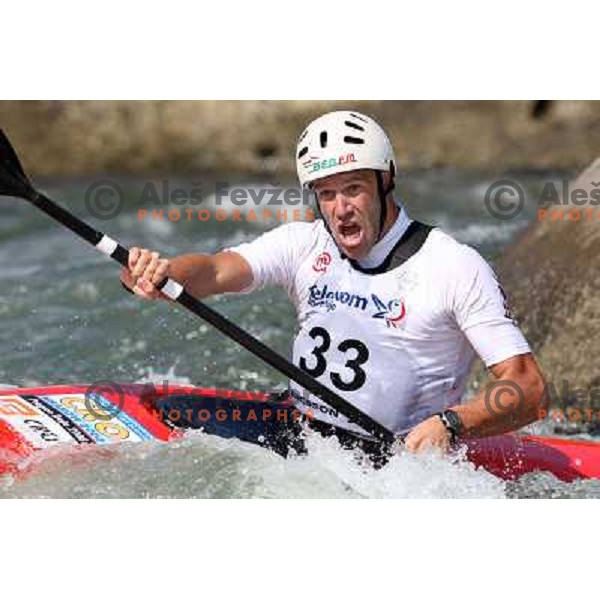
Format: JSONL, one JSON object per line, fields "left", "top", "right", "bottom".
{"left": 445, "top": 410, "right": 463, "bottom": 435}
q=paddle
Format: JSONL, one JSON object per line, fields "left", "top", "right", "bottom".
{"left": 0, "top": 129, "right": 396, "bottom": 445}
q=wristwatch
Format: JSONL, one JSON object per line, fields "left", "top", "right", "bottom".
{"left": 436, "top": 410, "right": 464, "bottom": 444}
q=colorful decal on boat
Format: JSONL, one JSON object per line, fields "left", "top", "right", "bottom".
{"left": 0, "top": 393, "right": 154, "bottom": 446}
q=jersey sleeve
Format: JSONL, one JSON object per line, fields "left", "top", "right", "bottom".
{"left": 224, "top": 222, "right": 314, "bottom": 293}
{"left": 450, "top": 245, "right": 531, "bottom": 367}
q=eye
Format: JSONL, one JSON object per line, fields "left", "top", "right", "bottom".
{"left": 316, "top": 189, "right": 335, "bottom": 202}
{"left": 345, "top": 184, "right": 362, "bottom": 197}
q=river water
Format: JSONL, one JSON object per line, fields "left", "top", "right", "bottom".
{"left": 1, "top": 170, "right": 597, "bottom": 498}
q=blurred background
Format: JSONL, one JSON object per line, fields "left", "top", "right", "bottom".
{"left": 1, "top": 100, "right": 599, "bottom": 175}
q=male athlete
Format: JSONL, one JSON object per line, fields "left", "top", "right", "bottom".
{"left": 121, "top": 110, "right": 546, "bottom": 454}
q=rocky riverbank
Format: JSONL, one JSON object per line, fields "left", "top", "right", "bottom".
{"left": 500, "top": 159, "right": 600, "bottom": 425}
{"left": 1, "top": 100, "right": 599, "bottom": 176}
{"left": 467, "top": 158, "right": 600, "bottom": 433}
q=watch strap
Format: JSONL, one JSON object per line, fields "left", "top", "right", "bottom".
{"left": 436, "top": 410, "right": 463, "bottom": 444}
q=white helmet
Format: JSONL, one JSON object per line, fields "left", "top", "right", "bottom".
{"left": 296, "top": 110, "right": 396, "bottom": 187}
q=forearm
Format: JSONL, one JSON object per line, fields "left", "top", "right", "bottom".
{"left": 121, "top": 247, "right": 253, "bottom": 301}
{"left": 169, "top": 251, "right": 253, "bottom": 298}
{"left": 451, "top": 356, "right": 548, "bottom": 438}
{"left": 452, "top": 394, "right": 537, "bottom": 438}
{"left": 168, "top": 254, "right": 219, "bottom": 297}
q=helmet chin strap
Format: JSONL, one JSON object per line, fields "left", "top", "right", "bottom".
{"left": 312, "top": 186, "right": 332, "bottom": 236}
{"left": 375, "top": 170, "right": 396, "bottom": 242}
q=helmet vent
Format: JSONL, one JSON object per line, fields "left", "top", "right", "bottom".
{"left": 345, "top": 120, "right": 365, "bottom": 132}
{"left": 320, "top": 131, "right": 328, "bottom": 148}
{"left": 343, "top": 136, "right": 365, "bottom": 145}
{"left": 297, "top": 146, "right": 308, "bottom": 159}
{"left": 350, "top": 113, "right": 368, "bottom": 123}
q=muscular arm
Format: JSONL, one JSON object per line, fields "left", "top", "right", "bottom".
{"left": 405, "top": 353, "right": 548, "bottom": 452}
{"left": 168, "top": 252, "right": 253, "bottom": 297}
{"left": 451, "top": 353, "right": 548, "bottom": 437}
{"left": 120, "top": 248, "right": 253, "bottom": 300}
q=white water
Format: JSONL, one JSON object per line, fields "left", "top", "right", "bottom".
{"left": 4, "top": 366, "right": 599, "bottom": 499}
{"left": 0, "top": 428, "right": 507, "bottom": 499}
{"left": 0, "top": 366, "right": 509, "bottom": 498}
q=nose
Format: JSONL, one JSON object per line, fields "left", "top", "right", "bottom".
{"left": 333, "top": 191, "right": 353, "bottom": 219}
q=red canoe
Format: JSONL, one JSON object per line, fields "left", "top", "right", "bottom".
{"left": 2, "top": 383, "right": 599, "bottom": 483}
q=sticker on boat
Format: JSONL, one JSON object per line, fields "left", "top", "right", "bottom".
{"left": 0, "top": 395, "right": 77, "bottom": 448}
{"left": 0, "top": 393, "right": 154, "bottom": 448}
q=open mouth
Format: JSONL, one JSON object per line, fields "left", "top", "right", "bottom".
{"left": 337, "top": 223, "right": 363, "bottom": 246}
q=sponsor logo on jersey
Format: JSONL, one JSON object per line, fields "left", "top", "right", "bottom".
{"left": 308, "top": 284, "right": 369, "bottom": 312}
{"left": 312, "top": 251, "right": 332, "bottom": 273}
{"left": 371, "top": 294, "right": 407, "bottom": 328}
{"left": 496, "top": 280, "right": 517, "bottom": 324}
{"left": 307, "top": 284, "right": 406, "bottom": 326}
{"left": 289, "top": 389, "right": 339, "bottom": 418}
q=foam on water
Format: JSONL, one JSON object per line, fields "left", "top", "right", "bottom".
{"left": 0, "top": 429, "right": 507, "bottom": 499}
{"left": 135, "top": 365, "right": 194, "bottom": 386}
{"left": 2, "top": 369, "right": 600, "bottom": 498}
{"left": 0, "top": 357, "right": 505, "bottom": 499}
{"left": 451, "top": 221, "right": 527, "bottom": 246}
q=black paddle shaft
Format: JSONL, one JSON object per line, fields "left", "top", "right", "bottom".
{"left": 0, "top": 129, "right": 396, "bottom": 444}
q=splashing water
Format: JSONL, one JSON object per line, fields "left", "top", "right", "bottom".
{"left": 0, "top": 428, "right": 507, "bottom": 499}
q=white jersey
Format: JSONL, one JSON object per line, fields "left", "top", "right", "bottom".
{"left": 227, "top": 212, "right": 530, "bottom": 435}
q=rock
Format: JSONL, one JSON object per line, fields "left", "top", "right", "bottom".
{"left": 491, "top": 159, "right": 600, "bottom": 419}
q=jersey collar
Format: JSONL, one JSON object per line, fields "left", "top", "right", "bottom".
{"left": 355, "top": 206, "right": 412, "bottom": 270}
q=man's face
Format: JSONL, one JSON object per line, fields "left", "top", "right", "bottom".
{"left": 313, "top": 170, "right": 381, "bottom": 260}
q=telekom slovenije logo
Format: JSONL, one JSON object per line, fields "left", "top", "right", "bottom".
{"left": 312, "top": 252, "right": 332, "bottom": 273}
